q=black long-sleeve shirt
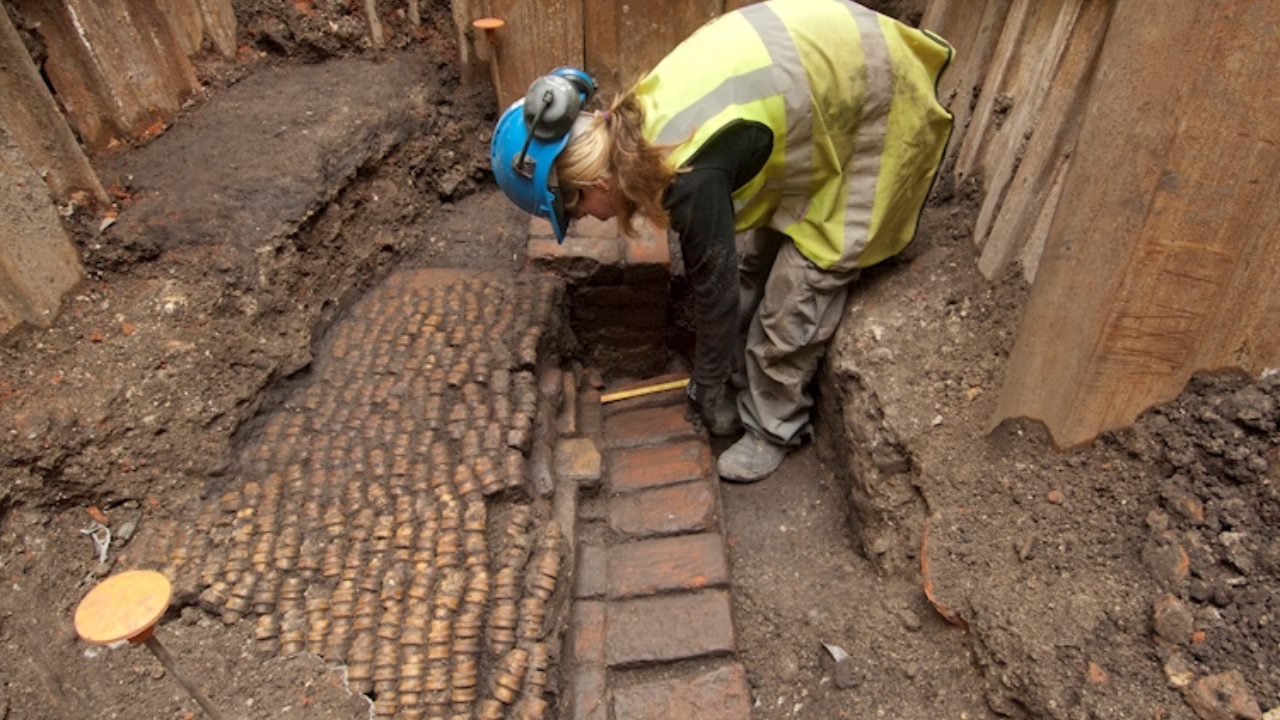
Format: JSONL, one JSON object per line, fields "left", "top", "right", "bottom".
{"left": 663, "top": 120, "right": 773, "bottom": 387}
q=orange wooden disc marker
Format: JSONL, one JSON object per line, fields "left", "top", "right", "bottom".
{"left": 75, "top": 570, "right": 229, "bottom": 720}
{"left": 472, "top": 17, "right": 505, "bottom": 45}
{"left": 75, "top": 569, "right": 170, "bottom": 644}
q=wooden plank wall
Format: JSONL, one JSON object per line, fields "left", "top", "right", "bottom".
{"left": 583, "top": 0, "right": 721, "bottom": 97}
{"left": 924, "top": 0, "right": 1114, "bottom": 284}
{"left": 162, "top": 0, "right": 238, "bottom": 61}
{"left": 13, "top": 0, "right": 199, "bottom": 154}
{"left": 1, "top": 0, "right": 234, "bottom": 336}
{"left": 0, "top": 125, "right": 84, "bottom": 334}
{"left": 5, "top": 0, "right": 234, "bottom": 160}
{"left": 990, "top": 0, "right": 1280, "bottom": 447}
{"left": 478, "top": 0, "right": 586, "bottom": 108}
{"left": 929, "top": 0, "right": 1280, "bottom": 446}
{"left": 0, "top": 6, "right": 107, "bottom": 205}
{"left": 466, "top": 0, "right": 730, "bottom": 109}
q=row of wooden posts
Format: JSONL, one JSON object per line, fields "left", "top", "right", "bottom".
{"left": 1, "top": 0, "right": 1277, "bottom": 447}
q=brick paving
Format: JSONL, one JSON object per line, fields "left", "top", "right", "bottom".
{"left": 563, "top": 377, "right": 750, "bottom": 720}
{"left": 120, "top": 215, "right": 751, "bottom": 719}
{"left": 126, "top": 270, "right": 575, "bottom": 720}
{"left": 539, "top": 216, "right": 751, "bottom": 720}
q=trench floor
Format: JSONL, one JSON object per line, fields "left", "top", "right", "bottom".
{"left": 123, "top": 264, "right": 750, "bottom": 720}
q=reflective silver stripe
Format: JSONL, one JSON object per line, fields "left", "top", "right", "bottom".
{"left": 656, "top": 2, "right": 813, "bottom": 187}
{"left": 840, "top": 1, "right": 892, "bottom": 263}
{"left": 655, "top": 65, "right": 789, "bottom": 145}
{"left": 739, "top": 3, "right": 813, "bottom": 184}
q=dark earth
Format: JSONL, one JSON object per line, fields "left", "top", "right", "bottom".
{"left": 2, "top": 2, "right": 1278, "bottom": 720}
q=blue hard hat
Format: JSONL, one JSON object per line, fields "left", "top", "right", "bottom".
{"left": 490, "top": 68, "right": 596, "bottom": 243}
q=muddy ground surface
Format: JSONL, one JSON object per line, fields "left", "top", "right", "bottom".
{"left": 3, "top": 2, "right": 1279, "bottom": 720}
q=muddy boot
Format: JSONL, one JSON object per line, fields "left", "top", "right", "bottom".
{"left": 686, "top": 381, "right": 743, "bottom": 438}
{"left": 716, "top": 432, "right": 789, "bottom": 483}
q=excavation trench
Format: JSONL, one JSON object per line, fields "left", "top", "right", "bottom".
{"left": 8, "top": 11, "right": 1277, "bottom": 717}
{"left": 114, "top": 207, "right": 956, "bottom": 720}
{"left": 25, "top": 36, "right": 1262, "bottom": 720}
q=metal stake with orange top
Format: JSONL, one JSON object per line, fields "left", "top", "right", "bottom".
{"left": 74, "top": 569, "right": 230, "bottom": 720}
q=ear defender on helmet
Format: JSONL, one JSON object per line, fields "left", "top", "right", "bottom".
{"left": 490, "top": 68, "right": 597, "bottom": 244}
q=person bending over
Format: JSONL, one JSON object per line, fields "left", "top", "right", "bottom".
{"left": 491, "top": 0, "right": 954, "bottom": 482}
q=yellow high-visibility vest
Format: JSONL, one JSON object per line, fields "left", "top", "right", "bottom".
{"left": 638, "top": 0, "right": 954, "bottom": 270}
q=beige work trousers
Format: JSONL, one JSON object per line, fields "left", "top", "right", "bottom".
{"left": 736, "top": 228, "right": 860, "bottom": 446}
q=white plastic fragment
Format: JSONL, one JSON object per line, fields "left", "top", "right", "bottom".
{"left": 822, "top": 642, "right": 849, "bottom": 663}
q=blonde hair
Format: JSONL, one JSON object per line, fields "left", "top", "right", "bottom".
{"left": 557, "top": 90, "right": 677, "bottom": 237}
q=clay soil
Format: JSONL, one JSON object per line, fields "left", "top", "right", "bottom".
{"left": 2, "top": 2, "right": 1278, "bottom": 720}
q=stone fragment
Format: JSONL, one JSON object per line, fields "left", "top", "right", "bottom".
{"left": 555, "top": 437, "right": 602, "bottom": 484}
{"left": 1153, "top": 594, "right": 1195, "bottom": 645}
{"left": 1184, "top": 671, "right": 1262, "bottom": 720}
{"left": 1163, "top": 651, "right": 1196, "bottom": 689}
{"left": 1142, "top": 533, "right": 1190, "bottom": 584}
{"left": 1218, "top": 532, "right": 1255, "bottom": 575}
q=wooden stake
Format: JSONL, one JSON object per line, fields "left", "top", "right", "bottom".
{"left": 364, "top": 0, "right": 384, "bottom": 50}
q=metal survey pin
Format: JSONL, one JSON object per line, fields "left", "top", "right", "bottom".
{"left": 74, "top": 569, "right": 230, "bottom": 720}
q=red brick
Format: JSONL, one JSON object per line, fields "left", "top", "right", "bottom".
{"left": 528, "top": 235, "right": 624, "bottom": 285}
{"left": 569, "top": 663, "right": 608, "bottom": 720}
{"left": 604, "top": 590, "right": 736, "bottom": 666}
{"left": 530, "top": 216, "right": 556, "bottom": 239}
{"left": 624, "top": 221, "right": 670, "bottom": 285}
{"left": 626, "top": 219, "right": 669, "bottom": 261}
{"left": 610, "top": 440, "right": 709, "bottom": 493}
{"left": 575, "top": 284, "right": 669, "bottom": 308}
{"left": 575, "top": 544, "right": 607, "bottom": 599}
{"left": 577, "top": 326, "right": 665, "bottom": 350}
{"left": 570, "top": 215, "right": 620, "bottom": 239}
{"left": 574, "top": 286, "right": 668, "bottom": 330}
{"left": 386, "top": 267, "right": 482, "bottom": 292}
{"left": 604, "top": 405, "right": 698, "bottom": 449}
{"left": 612, "top": 664, "right": 753, "bottom": 720}
{"left": 569, "top": 600, "right": 606, "bottom": 665}
{"left": 608, "top": 533, "right": 728, "bottom": 598}
{"left": 582, "top": 342, "right": 669, "bottom": 382}
{"left": 528, "top": 232, "right": 621, "bottom": 263}
{"left": 579, "top": 386, "right": 603, "bottom": 436}
{"left": 609, "top": 481, "right": 717, "bottom": 538}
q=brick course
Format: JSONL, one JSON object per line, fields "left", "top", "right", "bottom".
{"left": 603, "top": 404, "right": 699, "bottom": 449}
{"left": 608, "top": 481, "right": 718, "bottom": 538}
{"left": 612, "top": 664, "right": 753, "bottom": 720}
{"left": 544, "top": 211, "right": 746, "bottom": 720}
{"left": 608, "top": 533, "right": 729, "bottom": 599}
{"left": 604, "top": 590, "right": 737, "bottom": 666}
{"left": 610, "top": 440, "right": 709, "bottom": 493}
